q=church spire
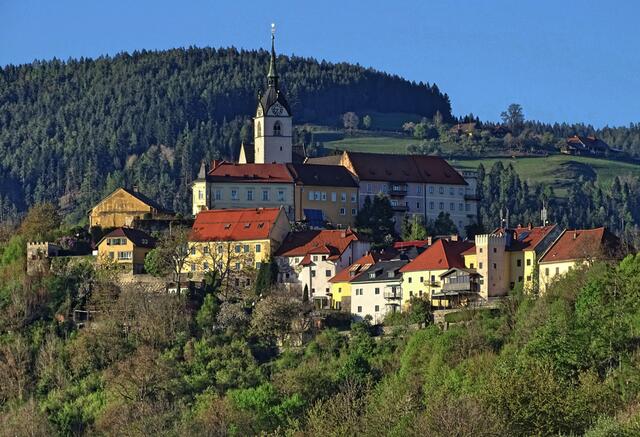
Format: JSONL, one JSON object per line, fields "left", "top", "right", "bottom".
{"left": 267, "top": 23, "right": 278, "bottom": 88}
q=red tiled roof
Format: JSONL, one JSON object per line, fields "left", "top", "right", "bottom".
{"left": 276, "top": 229, "right": 361, "bottom": 260}
{"left": 400, "top": 239, "right": 473, "bottom": 272}
{"left": 99, "top": 227, "right": 156, "bottom": 248}
{"left": 329, "top": 252, "right": 381, "bottom": 283}
{"left": 207, "top": 163, "right": 294, "bottom": 183}
{"left": 493, "top": 225, "right": 558, "bottom": 252}
{"left": 190, "top": 208, "right": 283, "bottom": 242}
{"left": 393, "top": 240, "right": 430, "bottom": 250}
{"left": 345, "top": 151, "right": 467, "bottom": 185}
{"left": 539, "top": 227, "right": 618, "bottom": 263}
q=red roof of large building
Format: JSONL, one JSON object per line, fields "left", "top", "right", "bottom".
{"left": 276, "top": 229, "right": 362, "bottom": 261}
{"left": 400, "top": 239, "right": 473, "bottom": 272}
{"left": 344, "top": 151, "right": 467, "bottom": 185}
{"left": 207, "top": 162, "right": 294, "bottom": 183}
{"left": 190, "top": 207, "right": 284, "bottom": 242}
{"left": 539, "top": 227, "right": 619, "bottom": 264}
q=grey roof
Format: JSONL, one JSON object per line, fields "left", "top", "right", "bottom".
{"left": 287, "top": 163, "right": 358, "bottom": 187}
{"left": 350, "top": 259, "right": 409, "bottom": 283}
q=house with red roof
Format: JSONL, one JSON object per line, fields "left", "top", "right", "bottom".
{"left": 275, "top": 229, "right": 369, "bottom": 307}
{"left": 186, "top": 207, "right": 290, "bottom": 277}
{"left": 538, "top": 227, "right": 620, "bottom": 293}
{"left": 400, "top": 239, "right": 475, "bottom": 308}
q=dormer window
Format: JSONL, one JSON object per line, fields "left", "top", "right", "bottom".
{"left": 273, "top": 121, "right": 281, "bottom": 136}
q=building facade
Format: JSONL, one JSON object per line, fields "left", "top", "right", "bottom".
{"left": 90, "top": 187, "right": 173, "bottom": 229}
{"left": 96, "top": 227, "right": 156, "bottom": 274}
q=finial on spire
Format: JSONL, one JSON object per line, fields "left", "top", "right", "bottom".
{"left": 267, "top": 23, "right": 278, "bottom": 87}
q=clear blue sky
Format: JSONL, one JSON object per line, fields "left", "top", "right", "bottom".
{"left": 2, "top": 0, "right": 638, "bottom": 127}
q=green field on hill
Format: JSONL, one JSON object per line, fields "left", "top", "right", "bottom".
{"left": 324, "top": 134, "right": 640, "bottom": 196}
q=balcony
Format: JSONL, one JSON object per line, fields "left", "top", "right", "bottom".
{"left": 388, "top": 183, "right": 408, "bottom": 196}
{"left": 424, "top": 280, "right": 441, "bottom": 287}
{"left": 391, "top": 203, "right": 408, "bottom": 212}
{"left": 383, "top": 290, "right": 402, "bottom": 300}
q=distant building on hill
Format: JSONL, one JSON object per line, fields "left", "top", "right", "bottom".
{"left": 89, "top": 187, "right": 173, "bottom": 229}
{"left": 562, "top": 135, "right": 621, "bottom": 156}
{"left": 96, "top": 227, "right": 156, "bottom": 274}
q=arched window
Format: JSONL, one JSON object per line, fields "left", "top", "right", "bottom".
{"left": 273, "top": 121, "right": 281, "bottom": 136}
{"left": 256, "top": 121, "right": 262, "bottom": 137}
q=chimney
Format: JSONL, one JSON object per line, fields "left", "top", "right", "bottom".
{"left": 573, "top": 230, "right": 578, "bottom": 240}
{"left": 450, "top": 235, "right": 459, "bottom": 241}
{"left": 427, "top": 236, "right": 433, "bottom": 246}
{"left": 528, "top": 222, "right": 533, "bottom": 230}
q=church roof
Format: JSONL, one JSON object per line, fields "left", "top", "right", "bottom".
{"left": 258, "top": 29, "right": 291, "bottom": 115}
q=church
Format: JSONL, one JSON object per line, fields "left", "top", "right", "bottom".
{"left": 192, "top": 29, "right": 479, "bottom": 233}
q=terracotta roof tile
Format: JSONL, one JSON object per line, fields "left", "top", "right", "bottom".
{"left": 190, "top": 207, "right": 283, "bottom": 242}
{"left": 400, "top": 239, "right": 473, "bottom": 272}
{"left": 539, "top": 227, "right": 619, "bottom": 263}
{"left": 207, "top": 163, "right": 294, "bottom": 183}
{"left": 329, "top": 252, "right": 384, "bottom": 283}
{"left": 276, "top": 229, "right": 361, "bottom": 258}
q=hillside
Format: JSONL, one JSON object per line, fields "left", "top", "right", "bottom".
{"left": 0, "top": 48, "right": 451, "bottom": 220}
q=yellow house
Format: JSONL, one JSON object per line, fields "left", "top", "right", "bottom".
{"left": 287, "top": 163, "right": 359, "bottom": 227}
{"left": 89, "top": 187, "right": 173, "bottom": 229}
{"left": 186, "top": 207, "right": 290, "bottom": 277}
{"left": 538, "top": 227, "right": 620, "bottom": 293}
{"left": 400, "top": 239, "right": 475, "bottom": 308}
{"left": 328, "top": 252, "right": 381, "bottom": 312}
{"left": 96, "top": 227, "right": 156, "bottom": 274}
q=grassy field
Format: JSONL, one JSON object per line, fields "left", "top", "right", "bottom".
{"left": 323, "top": 133, "right": 640, "bottom": 196}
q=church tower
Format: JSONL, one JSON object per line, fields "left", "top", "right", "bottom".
{"left": 253, "top": 24, "right": 293, "bottom": 164}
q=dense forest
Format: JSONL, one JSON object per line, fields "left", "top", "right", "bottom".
{"left": 0, "top": 47, "right": 451, "bottom": 221}
{"left": 2, "top": 209, "right": 640, "bottom": 435}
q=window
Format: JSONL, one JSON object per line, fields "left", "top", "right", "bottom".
{"left": 493, "top": 263, "right": 497, "bottom": 269}
{"left": 203, "top": 262, "right": 209, "bottom": 271}
{"left": 459, "top": 203, "right": 463, "bottom": 211}
{"left": 235, "top": 262, "right": 241, "bottom": 271}
{"left": 235, "top": 245, "right": 241, "bottom": 253}
{"left": 375, "top": 287, "right": 380, "bottom": 295}
{"left": 459, "top": 188, "right": 464, "bottom": 195}
{"left": 322, "top": 255, "right": 327, "bottom": 260}
{"left": 517, "top": 259, "right": 522, "bottom": 267}
{"left": 321, "top": 192, "right": 327, "bottom": 201}
{"left": 198, "top": 190, "right": 203, "bottom": 200}
{"left": 243, "top": 245, "right": 249, "bottom": 253}
{"left": 311, "top": 270, "right": 316, "bottom": 277}
{"left": 526, "top": 259, "right": 532, "bottom": 266}
{"left": 331, "top": 192, "right": 337, "bottom": 202}
{"left": 420, "top": 276, "right": 424, "bottom": 282}
{"left": 439, "top": 186, "right": 444, "bottom": 194}
{"left": 277, "top": 190, "right": 285, "bottom": 201}
{"left": 357, "top": 306, "right": 363, "bottom": 313}
{"left": 257, "top": 121, "right": 262, "bottom": 136}
{"left": 439, "top": 202, "right": 444, "bottom": 210}
{"left": 375, "top": 305, "right": 379, "bottom": 312}
{"left": 429, "top": 201, "right": 434, "bottom": 210}
{"left": 408, "top": 277, "right": 412, "bottom": 283}
{"left": 470, "top": 263, "right": 475, "bottom": 269}
{"left": 351, "top": 208, "right": 357, "bottom": 216}
{"left": 190, "top": 246, "right": 196, "bottom": 255}
{"left": 417, "top": 186, "right": 422, "bottom": 194}
{"left": 526, "top": 275, "right": 532, "bottom": 281}
{"left": 108, "top": 237, "right": 126, "bottom": 246}
{"left": 313, "top": 255, "right": 318, "bottom": 261}
{"left": 479, "top": 248, "right": 483, "bottom": 253}
{"left": 493, "top": 248, "right": 497, "bottom": 253}
{"left": 231, "top": 189, "right": 239, "bottom": 201}
{"left": 351, "top": 193, "right": 357, "bottom": 202}
{"left": 255, "top": 243, "right": 261, "bottom": 253}
{"left": 308, "top": 191, "right": 314, "bottom": 201}
{"left": 341, "top": 192, "right": 347, "bottom": 202}
{"left": 518, "top": 276, "right": 523, "bottom": 282}
{"left": 479, "top": 262, "right": 483, "bottom": 269}
{"left": 449, "top": 187, "right": 454, "bottom": 195}
{"left": 118, "top": 251, "right": 132, "bottom": 260}
{"left": 203, "top": 246, "right": 209, "bottom": 254}
{"left": 416, "top": 202, "right": 420, "bottom": 209}
{"left": 465, "top": 204, "right": 470, "bottom": 212}
{"left": 555, "top": 267, "right": 560, "bottom": 275}
{"left": 215, "top": 189, "right": 222, "bottom": 201}
{"left": 247, "top": 189, "right": 254, "bottom": 201}
{"left": 314, "top": 191, "right": 320, "bottom": 201}
{"left": 367, "top": 183, "right": 372, "bottom": 193}
{"left": 217, "top": 244, "right": 223, "bottom": 253}
{"left": 262, "top": 190, "right": 269, "bottom": 201}
{"left": 429, "top": 186, "right": 434, "bottom": 194}
{"left": 340, "top": 208, "right": 346, "bottom": 215}
{"left": 190, "top": 263, "right": 196, "bottom": 272}
{"left": 431, "top": 275, "right": 435, "bottom": 283}
{"left": 450, "top": 202, "right": 455, "bottom": 211}
{"left": 325, "top": 270, "right": 332, "bottom": 277}
{"left": 273, "top": 121, "right": 281, "bottom": 136}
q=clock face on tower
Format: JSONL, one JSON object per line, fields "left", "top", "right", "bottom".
{"left": 269, "top": 102, "right": 286, "bottom": 116}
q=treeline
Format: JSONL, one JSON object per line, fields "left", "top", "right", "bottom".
{"left": 2, "top": 206, "right": 640, "bottom": 435}
{"left": 476, "top": 162, "right": 640, "bottom": 244}
{"left": 0, "top": 47, "right": 451, "bottom": 220}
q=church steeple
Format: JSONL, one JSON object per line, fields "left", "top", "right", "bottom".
{"left": 267, "top": 23, "right": 278, "bottom": 88}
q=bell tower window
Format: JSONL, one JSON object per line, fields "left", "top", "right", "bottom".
{"left": 273, "top": 121, "right": 281, "bottom": 136}
{"left": 257, "top": 121, "right": 262, "bottom": 137}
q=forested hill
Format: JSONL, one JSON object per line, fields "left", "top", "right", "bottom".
{"left": 0, "top": 47, "right": 451, "bottom": 221}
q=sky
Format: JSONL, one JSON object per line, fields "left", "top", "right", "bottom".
{"left": 1, "top": 0, "right": 639, "bottom": 127}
